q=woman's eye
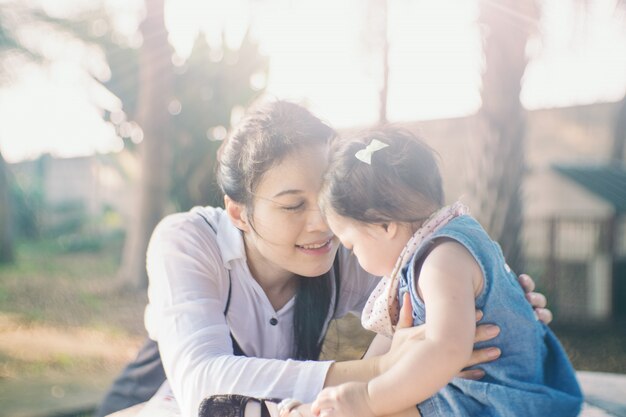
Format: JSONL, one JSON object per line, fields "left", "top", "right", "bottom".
{"left": 282, "top": 202, "right": 305, "bottom": 211}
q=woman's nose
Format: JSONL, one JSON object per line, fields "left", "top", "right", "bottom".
{"left": 306, "top": 207, "right": 329, "bottom": 232}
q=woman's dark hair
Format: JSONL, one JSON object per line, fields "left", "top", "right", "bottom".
{"left": 217, "top": 100, "right": 337, "bottom": 360}
{"left": 321, "top": 126, "right": 444, "bottom": 225}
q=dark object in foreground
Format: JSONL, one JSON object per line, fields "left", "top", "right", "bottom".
{"left": 198, "top": 395, "right": 281, "bottom": 417}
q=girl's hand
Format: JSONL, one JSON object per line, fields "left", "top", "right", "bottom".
{"left": 311, "top": 382, "right": 375, "bottom": 417}
{"left": 284, "top": 403, "right": 315, "bottom": 417}
{"left": 518, "top": 274, "right": 553, "bottom": 324}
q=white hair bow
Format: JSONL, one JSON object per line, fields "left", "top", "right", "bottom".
{"left": 354, "top": 139, "right": 389, "bottom": 164}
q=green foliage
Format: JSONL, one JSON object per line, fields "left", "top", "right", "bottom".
{"left": 9, "top": 180, "right": 42, "bottom": 239}
{"left": 45, "top": 200, "right": 88, "bottom": 238}
{"left": 169, "top": 32, "right": 268, "bottom": 210}
{"left": 26, "top": 8, "right": 267, "bottom": 211}
{"left": 45, "top": 7, "right": 270, "bottom": 211}
{"left": 50, "top": 204, "right": 125, "bottom": 254}
{"left": 9, "top": 182, "right": 126, "bottom": 254}
{"left": 0, "top": 1, "right": 268, "bottom": 251}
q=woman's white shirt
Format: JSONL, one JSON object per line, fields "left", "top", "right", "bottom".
{"left": 144, "top": 206, "right": 379, "bottom": 417}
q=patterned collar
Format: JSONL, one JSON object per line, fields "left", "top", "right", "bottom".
{"left": 361, "top": 202, "right": 469, "bottom": 337}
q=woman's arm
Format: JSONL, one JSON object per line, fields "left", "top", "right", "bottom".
{"left": 146, "top": 213, "right": 335, "bottom": 416}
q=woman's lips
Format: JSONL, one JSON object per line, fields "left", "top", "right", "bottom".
{"left": 296, "top": 238, "right": 334, "bottom": 255}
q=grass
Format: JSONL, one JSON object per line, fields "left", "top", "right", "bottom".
{"left": 0, "top": 238, "right": 146, "bottom": 333}
{"left": 554, "top": 321, "right": 626, "bottom": 374}
{"left": 0, "top": 238, "right": 146, "bottom": 417}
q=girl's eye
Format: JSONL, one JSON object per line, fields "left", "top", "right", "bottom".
{"left": 282, "top": 202, "right": 305, "bottom": 211}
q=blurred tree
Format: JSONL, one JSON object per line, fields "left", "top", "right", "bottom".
{"left": 0, "top": 21, "right": 14, "bottom": 262}
{"left": 612, "top": 88, "right": 626, "bottom": 164}
{"left": 0, "top": 4, "right": 41, "bottom": 264}
{"left": 465, "top": 0, "right": 538, "bottom": 273}
{"left": 0, "top": 151, "right": 13, "bottom": 263}
{"left": 609, "top": 0, "right": 626, "bottom": 162}
{"left": 118, "top": 0, "right": 174, "bottom": 289}
{"left": 363, "top": 0, "right": 390, "bottom": 125}
{"left": 68, "top": 14, "right": 267, "bottom": 211}
{"left": 0, "top": 1, "right": 131, "bottom": 262}
{"left": 170, "top": 32, "right": 268, "bottom": 210}
{"left": 1, "top": 1, "right": 266, "bottom": 284}
{"left": 19, "top": 4, "right": 143, "bottom": 149}
{"left": 118, "top": 11, "right": 267, "bottom": 289}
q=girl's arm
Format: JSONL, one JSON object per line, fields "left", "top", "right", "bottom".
{"left": 313, "top": 241, "right": 481, "bottom": 417}
{"left": 362, "top": 334, "right": 393, "bottom": 358}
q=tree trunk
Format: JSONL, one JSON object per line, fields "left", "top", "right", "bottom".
{"left": 611, "top": 93, "right": 626, "bottom": 163}
{"left": 378, "top": 0, "right": 389, "bottom": 126}
{"left": 0, "top": 151, "right": 14, "bottom": 264}
{"left": 465, "top": 0, "right": 537, "bottom": 273}
{"left": 118, "top": 0, "right": 174, "bottom": 289}
{"left": 365, "top": 0, "right": 389, "bottom": 126}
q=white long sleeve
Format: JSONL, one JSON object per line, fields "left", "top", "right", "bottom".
{"left": 144, "top": 207, "right": 378, "bottom": 417}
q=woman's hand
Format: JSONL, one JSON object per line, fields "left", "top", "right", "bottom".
{"left": 459, "top": 273, "right": 553, "bottom": 379}
{"left": 518, "top": 274, "right": 553, "bottom": 324}
{"left": 456, "top": 309, "right": 501, "bottom": 379}
{"left": 381, "top": 294, "right": 502, "bottom": 380}
{"left": 377, "top": 293, "right": 426, "bottom": 374}
{"left": 380, "top": 273, "right": 552, "bottom": 381}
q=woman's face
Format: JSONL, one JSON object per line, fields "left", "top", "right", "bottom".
{"left": 243, "top": 144, "right": 340, "bottom": 279}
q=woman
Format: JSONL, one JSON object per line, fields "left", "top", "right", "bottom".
{"left": 96, "top": 101, "right": 552, "bottom": 417}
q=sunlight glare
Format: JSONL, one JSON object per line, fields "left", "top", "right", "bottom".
{"left": 0, "top": 66, "right": 122, "bottom": 163}
{"left": 522, "top": 0, "right": 626, "bottom": 108}
{"left": 1, "top": 0, "right": 625, "bottom": 163}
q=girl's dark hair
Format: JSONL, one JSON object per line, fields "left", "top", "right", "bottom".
{"left": 322, "top": 126, "right": 444, "bottom": 225}
{"left": 217, "top": 100, "right": 337, "bottom": 360}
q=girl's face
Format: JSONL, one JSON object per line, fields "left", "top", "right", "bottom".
{"left": 242, "top": 144, "right": 340, "bottom": 280}
{"left": 324, "top": 209, "right": 410, "bottom": 277}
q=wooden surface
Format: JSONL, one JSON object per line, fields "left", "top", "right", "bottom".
{"left": 107, "top": 371, "right": 626, "bottom": 417}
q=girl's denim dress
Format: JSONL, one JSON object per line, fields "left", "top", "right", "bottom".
{"left": 399, "top": 215, "right": 583, "bottom": 417}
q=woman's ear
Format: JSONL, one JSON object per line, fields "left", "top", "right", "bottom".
{"left": 224, "top": 195, "right": 250, "bottom": 232}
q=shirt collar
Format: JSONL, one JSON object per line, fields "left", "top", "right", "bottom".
{"left": 216, "top": 211, "right": 247, "bottom": 269}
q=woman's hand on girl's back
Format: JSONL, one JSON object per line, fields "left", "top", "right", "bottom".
{"left": 380, "top": 294, "right": 501, "bottom": 380}
{"left": 449, "top": 273, "right": 553, "bottom": 380}
{"left": 518, "top": 274, "right": 553, "bottom": 324}
{"left": 379, "top": 273, "right": 551, "bottom": 381}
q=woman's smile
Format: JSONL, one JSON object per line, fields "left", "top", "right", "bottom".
{"left": 295, "top": 237, "right": 335, "bottom": 255}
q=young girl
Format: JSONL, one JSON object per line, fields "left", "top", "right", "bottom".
{"left": 312, "top": 127, "right": 583, "bottom": 417}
